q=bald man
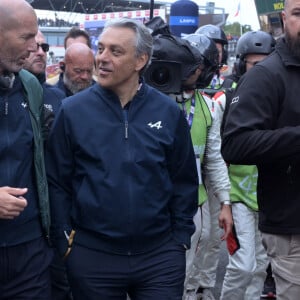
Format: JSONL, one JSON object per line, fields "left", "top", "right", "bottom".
{"left": 0, "top": 0, "right": 52, "bottom": 299}
{"left": 54, "top": 43, "right": 95, "bottom": 96}
{"left": 46, "top": 27, "right": 92, "bottom": 86}
{"left": 0, "top": 0, "right": 37, "bottom": 73}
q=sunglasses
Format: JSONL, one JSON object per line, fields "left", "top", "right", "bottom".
{"left": 37, "top": 43, "right": 50, "bottom": 53}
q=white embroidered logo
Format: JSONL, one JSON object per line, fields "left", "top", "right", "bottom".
{"left": 231, "top": 96, "right": 239, "bottom": 104}
{"left": 21, "top": 102, "right": 27, "bottom": 108}
{"left": 44, "top": 104, "right": 53, "bottom": 112}
{"left": 148, "top": 121, "right": 163, "bottom": 130}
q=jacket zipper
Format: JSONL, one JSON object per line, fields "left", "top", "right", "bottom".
{"left": 123, "top": 109, "right": 129, "bottom": 139}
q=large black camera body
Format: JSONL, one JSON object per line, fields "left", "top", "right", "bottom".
{"left": 144, "top": 34, "right": 202, "bottom": 94}
{"left": 144, "top": 60, "right": 182, "bottom": 94}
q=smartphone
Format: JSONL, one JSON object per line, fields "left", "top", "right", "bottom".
{"left": 226, "top": 223, "right": 240, "bottom": 255}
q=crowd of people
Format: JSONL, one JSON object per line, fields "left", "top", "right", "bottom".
{"left": 1, "top": 0, "right": 300, "bottom": 299}
{"left": 38, "top": 17, "right": 79, "bottom": 28}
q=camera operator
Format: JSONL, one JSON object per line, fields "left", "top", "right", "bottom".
{"left": 196, "top": 24, "right": 236, "bottom": 100}
{"left": 145, "top": 32, "right": 233, "bottom": 300}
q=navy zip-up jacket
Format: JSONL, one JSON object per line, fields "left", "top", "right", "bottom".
{"left": 35, "top": 72, "right": 64, "bottom": 114}
{"left": 46, "top": 81, "right": 198, "bottom": 255}
{"left": 0, "top": 75, "right": 42, "bottom": 246}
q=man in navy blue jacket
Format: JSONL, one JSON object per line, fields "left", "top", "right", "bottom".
{"left": 53, "top": 43, "right": 95, "bottom": 97}
{"left": 0, "top": 0, "right": 52, "bottom": 299}
{"left": 46, "top": 18, "right": 198, "bottom": 300}
{"left": 23, "top": 30, "right": 72, "bottom": 300}
{"left": 23, "top": 30, "right": 65, "bottom": 114}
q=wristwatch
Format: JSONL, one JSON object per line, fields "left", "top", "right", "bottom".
{"left": 221, "top": 200, "right": 231, "bottom": 206}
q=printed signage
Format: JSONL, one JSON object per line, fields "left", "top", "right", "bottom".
{"left": 255, "top": 0, "right": 284, "bottom": 15}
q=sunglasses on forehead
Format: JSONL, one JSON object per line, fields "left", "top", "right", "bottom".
{"left": 37, "top": 43, "right": 50, "bottom": 53}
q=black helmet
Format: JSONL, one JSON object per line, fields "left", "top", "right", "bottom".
{"left": 236, "top": 30, "right": 276, "bottom": 75}
{"left": 236, "top": 30, "right": 276, "bottom": 57}
{"left": 195, "top": 24, "right": 228, "bottom": 45}
{"left": 183, "top": 33, "right": 219, "bottom": 88}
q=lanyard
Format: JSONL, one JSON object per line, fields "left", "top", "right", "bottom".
{"left": 181, "top": 96, "right": 196, "bottom": 129}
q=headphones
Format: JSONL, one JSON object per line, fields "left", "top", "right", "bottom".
{"left": 221, "top": 45, "right": 228, "bottom": 65}
{"left": 236, "top": 56, "right": 246, "bottom": 77}
{"left": 196, "top": 66, "right": 216, "bottom": 89}
{"left": 59, "top": 61, "right": 65, "bottom": 72}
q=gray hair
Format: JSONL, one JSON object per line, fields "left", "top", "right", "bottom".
{"left": 102, "top": 18, "right": 153, "bottom": 73}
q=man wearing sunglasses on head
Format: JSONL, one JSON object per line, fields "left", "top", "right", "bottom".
{"left": 23, "top": 30, "right": 65, "bottom": 116}
{"left": 23, "top": 30, "right": 72, "bottom": 300}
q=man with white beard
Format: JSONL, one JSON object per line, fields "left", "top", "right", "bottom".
{"left": 54, "top": 43, "right": 95, "bottom": 96}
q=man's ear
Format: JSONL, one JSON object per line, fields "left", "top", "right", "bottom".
{"left": 135, "top": 54, "right": 148, "bottom": 72}
{"left": 195, "top": 66, "right": 203, "bottom": 76}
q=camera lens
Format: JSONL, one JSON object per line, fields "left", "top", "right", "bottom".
{"left": 151, "top": 67, "right": 170, "bottom": 86}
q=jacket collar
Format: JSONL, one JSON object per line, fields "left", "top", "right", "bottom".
{"left": 93, "top": 77, "right": 147, "bottom": 106}
{"left": 277, "top": 37, "right": 300, "bottom": 67}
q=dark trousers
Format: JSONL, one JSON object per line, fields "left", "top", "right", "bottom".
{"left": 0, "top": 237, "right": 53, "bottom": 300}
{"left": 66, "top": 238, "right": 186, "bottom": 300}
{"left": 50, "top": 250, "right": 73, "bottom": 300}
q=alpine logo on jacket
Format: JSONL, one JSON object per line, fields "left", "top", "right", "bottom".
{"left": 148, "top": 121, "right": 163, "bottom": 130}
{"left": 231, "top": 96, "right": 239, "bottom": 105}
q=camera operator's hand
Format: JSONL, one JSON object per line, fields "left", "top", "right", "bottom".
{"left": 219, "top": 203, "right": 233, "bottom": 240}
{"left": 0, "top": 187, "right": 28, "bottom": 219}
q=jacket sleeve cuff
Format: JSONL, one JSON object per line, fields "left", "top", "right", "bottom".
{"left": 215, "top": 191, "right": 230, "bottom": 204}
{"left": 172, "top": 229, "right": 193, "bottom": 249}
